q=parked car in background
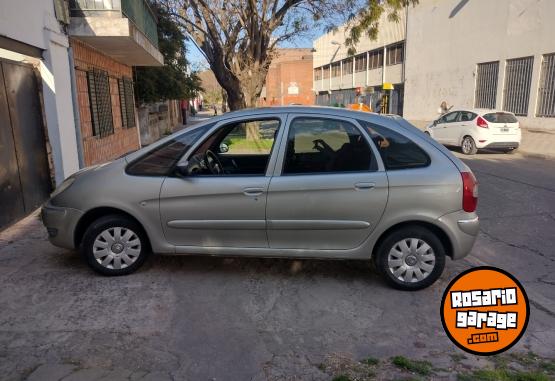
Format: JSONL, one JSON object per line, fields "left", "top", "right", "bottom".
{"left": 425, "top": 109, "right": 521, "bottom": 155}
{"left": 42, "top": 107, "right": 479, "bottom": 290}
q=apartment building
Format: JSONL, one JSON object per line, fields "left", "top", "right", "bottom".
{"left": 313, "top": 0, "right": 555, "bottom": 131}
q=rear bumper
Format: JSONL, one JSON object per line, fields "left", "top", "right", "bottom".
{"left": 41, "top": 201, "right": 83, "bottom": 250}
{"left": 437, "top": 210, "right": 479, "bottom": 260}
{"left": 484, "top": 141, "right": 520, "bottom": 149}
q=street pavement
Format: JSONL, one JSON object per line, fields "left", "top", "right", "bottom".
{"left": 0, "top": 150, "right": 554, "bottom": 380}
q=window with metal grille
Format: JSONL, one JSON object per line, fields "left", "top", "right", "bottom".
{"left": 314, "top": 67, "right": 322, "bottom": 81}
{"left": 342, "top": 58, "right": 353, "bottom": 75}
{"left": 355, "top": 53, "right": 367, "bottom": 72}
{"left": 537, "top": 53, "right": 555, "bottom": 117}
{"left": 369, "top": 49, "right": 383, "bottom": 70}
{"left": 87, "top": 69, "right": 114, "bottom": 137}
{"left": 503, "top": 56, "right": 534, "bottom": 116}
{"left": 386, "top": 43, "right": 404, "bottom": 66}
{"left": 474, "top": 61, "right": 499, "bottom": 109}
{"left": 331, "top": 62, "right": 341, "bottom": 77}
{"left": 118, "top": 77, "right": 136, "bottom": 128}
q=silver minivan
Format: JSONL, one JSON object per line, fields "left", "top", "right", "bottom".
{"left": 42, "top": 107, "right": 479, "bottom": 290}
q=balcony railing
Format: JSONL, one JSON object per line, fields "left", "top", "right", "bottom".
{"left": 121, "top": 0, "right": 159, "bottom": 49}
{"left": 70, "top": 0, "right": 159, "bottom": 49}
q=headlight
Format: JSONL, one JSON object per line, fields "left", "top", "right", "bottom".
{"left": 50, "top": 177, "right": 75, "bottom": 199}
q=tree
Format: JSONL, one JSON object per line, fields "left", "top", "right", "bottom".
{"left": 134, "top": 2, "right": 203, "bottom": 104}
{"left": 345, "top": 0, "right": 418, "bottom": 55}
{"left": 163, "top": 0, "right": 347, "bottom": 110}
{"left": 161, "top": 0, "right": 415, "bottom": 110}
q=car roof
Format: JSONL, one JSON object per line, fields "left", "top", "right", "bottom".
{"left": 448, "top": 108, "right": 515, "bottom": 115}
{"left": 216, "top": 105, "right": 394, "bottom": 121}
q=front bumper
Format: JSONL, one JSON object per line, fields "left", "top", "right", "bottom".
{"left": 437, "top": 210, "right": 479, "bottom": 260}
{"left": 41, "top": 201, "right": 83, "bottom": 250}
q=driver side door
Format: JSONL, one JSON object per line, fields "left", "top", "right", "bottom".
{"left": 433, "top": 111, "right": 459, "bottom": 144}
{"left": 159, "top": 114, "right": 285, "bottom": 248}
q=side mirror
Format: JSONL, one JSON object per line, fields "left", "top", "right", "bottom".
{"left": 174, "top": 161, "right": 190, "bottom": 177}
{"left": 433, "top": 120, "right": 438, "bottom": 126}
{"left": 219, "top": 142, "right": 229, "bottom": 153}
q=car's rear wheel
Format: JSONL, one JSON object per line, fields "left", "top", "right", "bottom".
{"left": 461, "top": 136, "right": 478, "bottom": 155}
{"left": 374, "top": 226, "right": 446, "bottom": 290}
{"left": 81, "top": 214, "right": 150, "bottom": 276}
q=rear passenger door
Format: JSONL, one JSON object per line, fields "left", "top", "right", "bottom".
{"left": 266, "top": 115, "right": 388, "bottom": 250}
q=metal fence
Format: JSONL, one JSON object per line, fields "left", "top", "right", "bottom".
{"left": 503, "top": 56, "right": 534, "bottom": 116}
{"left": 474, "top": 61, "right": 499, "bottom": 109}
{"left": 537, "top": 53, "right": 555, "bottom": 117}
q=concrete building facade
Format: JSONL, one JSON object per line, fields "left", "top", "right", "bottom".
{"left": 313, "top": 0, "right": 555, "bottom": 132}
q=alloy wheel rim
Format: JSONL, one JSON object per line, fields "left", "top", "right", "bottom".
{"left": 93, "top": 227, "right": 141, "bottom": 270}
{"left": 462, "top": 138, "right": 472, "bottom": 153}
{"left": 387, "top": 238, "right": 436, "bottom": 283}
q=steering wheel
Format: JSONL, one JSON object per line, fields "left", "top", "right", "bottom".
{"left": 205, "top": 150, "right": 224, "bottom": 175}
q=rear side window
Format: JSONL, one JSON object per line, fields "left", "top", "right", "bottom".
{"left": 126, "top": 123, "right": 213, "bottom": 176}
{"left": 458, "top": 111, "right": 477, "bottom": 122}
{"left": 358, "top": 120, "right": 430, "bottom": 170}
{"left": 483, "top": 112, "right": 518, "bottom": 123}
{"left": 283, "top": 117, "right": 375, "bottom": 174}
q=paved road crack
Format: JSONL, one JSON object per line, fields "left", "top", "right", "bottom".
{"left": 480, "top": 230, "right": 554, "bottom": 263}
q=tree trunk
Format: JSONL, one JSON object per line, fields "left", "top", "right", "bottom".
{"left": 226, "top": 88, "right": 247, "bottom": 111}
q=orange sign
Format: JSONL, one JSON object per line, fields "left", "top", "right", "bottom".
{"left": 440, "top": 267, "right": 529, "bottom": 355}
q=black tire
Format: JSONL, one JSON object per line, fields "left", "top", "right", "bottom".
{"left": 424, "top": 131, "right": 430, "bottom": 136}
{"left": 374, "top": 226, "right": 446, "bottom": 290}
{"left": 461, "top": 136, "right": 478, "bottom": 155}
{"left": 81, "top": 214, "right": 150, "bottom": 276}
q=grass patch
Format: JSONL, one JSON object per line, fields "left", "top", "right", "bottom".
{"left": 391, "top": 356, "right": 433, "bottom": 376}
{"left": 457, "top": 368, "right": 550, "bottom": 381}
{"left": 361, "top": 357, "right": 379, "bottom": 366}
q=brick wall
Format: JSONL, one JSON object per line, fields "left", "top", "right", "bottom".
{"left": 70, "top": 38, "right": 140, "bottom": 166}
{"left": 259, "top": 50, "right": 315, "bottom": 106}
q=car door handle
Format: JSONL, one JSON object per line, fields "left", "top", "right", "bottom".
{"left": 243, "top": 187, "right": 264, "bottom": 196}
{"left": 354, "top": 182, "right": 375, "bottom": 190}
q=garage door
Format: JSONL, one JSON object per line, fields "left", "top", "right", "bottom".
{"left": 0, "top": 59, "right": 51, "bottom": 230}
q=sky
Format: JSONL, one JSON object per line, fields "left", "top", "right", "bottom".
{"left": 185, "top": 22, "right": 328, "bottom": 71}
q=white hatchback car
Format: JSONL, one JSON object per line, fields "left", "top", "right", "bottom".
{"left": 425, "top": 109, "right": 521, "bottom": 155}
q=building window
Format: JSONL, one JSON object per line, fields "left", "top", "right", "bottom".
{"left": 323, "top": 66, "right": 330, "bottom": 79}
{"left": 342, "top": 58, "right": 353, "bottom": 75}
{"left": 386, "top": 43, "right": 404, "bottom": 66}
{"left": 314, "top": 67, "right": 322, "bottom": 81}
{"left": 87, "top": 69, "right": 114, "bottom": 138}
{"left": 355, "top": 53, "right": 367, "bottom": 72}
{"left": 331, "top": 62, "right": 341, "bottom": 77}
{"left": 368, "top": 49, "right": 383, "bottom": 70}
{"left": 475, "top": 61, "right": 499, "bottom": 109}
{"left": 537, "top": 53, "right": 555, "bottom": 117}
{"left": 503, "top": 56, "right": 534, "bottom": 116}
{"left": 118, "top": 77, "right": 135, "bottom": 128}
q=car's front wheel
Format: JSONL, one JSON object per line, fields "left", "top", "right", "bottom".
{"left": 81, "top": 214, "right": 150, "bottom": 276}
{"left": 374, "top": 226, "right": 446, "bottom": 290}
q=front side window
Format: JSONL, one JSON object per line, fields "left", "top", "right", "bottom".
{"left": 126, "top": 123, "right": 214, "bottom": 176}
{"left": 283, "top": 117, "right": 374, "bottom": 174}
{"left": 186, "top": 119, "right": 280, "bottom": 176}
{"left": 358, "top": 120, "right": 430, "bottom": 170}
{"left": 440, "top": 112, "right": 459, "bottom": 124}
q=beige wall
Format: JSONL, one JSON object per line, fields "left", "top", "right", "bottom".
{"left": 404, "top": 0, "right": 555, "bottom": 130}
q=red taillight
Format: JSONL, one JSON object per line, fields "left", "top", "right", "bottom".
{"left": 461, "top": 172, "right": 478, "bottom": 212}
{"left": 476, "top": 116, "right": 489, "bottom": 128}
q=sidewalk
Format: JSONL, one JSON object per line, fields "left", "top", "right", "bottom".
{"left": 409, "top": 120, "right": 555, "bottom": 160}
{"left": 174, "top": 110, "right": 214, "bottom": 132}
